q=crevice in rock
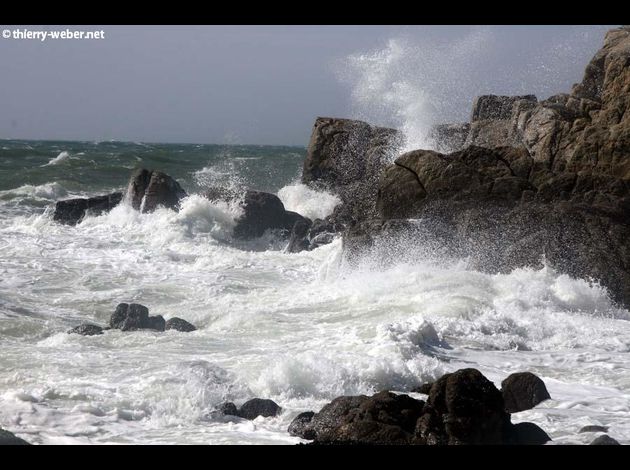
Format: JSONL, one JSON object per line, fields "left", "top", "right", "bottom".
{"left": 394, "top": 161, "right": 428, "bottom": 195}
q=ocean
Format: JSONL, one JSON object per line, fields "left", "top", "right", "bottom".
{"left": 1, "top": 139, "right": 629, "bottom": 444}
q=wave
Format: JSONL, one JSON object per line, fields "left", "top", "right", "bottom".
{"left": 0, "top": 182, "right": 68, "bottom": 201}
{"left": 43, "top": 151, "right": 72, "bottom": 166}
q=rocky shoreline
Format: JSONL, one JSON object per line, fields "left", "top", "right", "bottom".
{"left": 4, "top": 26, "right": 626, "bottom": 446}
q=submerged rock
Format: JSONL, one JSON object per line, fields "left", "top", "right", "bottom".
{"left": 590, "top": 435, "right": 621, "bottom": 445}
{"left": 237, "top": 398, "right": 282, "bottom": 420}
{"left": 165, "top": 317, "right": 197, "bottom": 332}
{"left": 67, "top": 323, "right": 104, "bottom": 336}
{"left": 579, "top": 425, "right": 609, "bottom": 433}
{"left": 411, "top": 383, "right": 433, "bottom": 394}
{"left": 127, "top": 168, "right": 187, "bottom": 213}
{"left": 506, "top": 422, "right": 551, "bottom": 445}
{"left": 0, "top": 428, "right": 30, "bottom": 445}
{"left": 501, "top": 372, "right": 551, "bottom": 413}
{"left": 53, "top": 192, "right": 123, "bottom": 225}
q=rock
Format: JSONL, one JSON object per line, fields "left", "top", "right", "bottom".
{"left": 233, "top": 190, "right": 310, "bottom": 239}
{"left": 110, "top": 303, "right": 149, "bottom": 330}
{"left": 165, "top": 317, "right": 197, "bottom": 332}
{"left": 579, "top": 425, "right": 609, "bottom": 433}
{"left": 217, "top": 402, "right": 239, "bottom": 417}
{"left": 127, "top": 168, "right": 187, "bottom": 213}
{"left": 67, "top": 324, "right": 104, "bottom": 336}
{"left": 145, "top": 315, "right": 165, "bottom": 332}
{"left": 288, "top": 411, "right": 316, "bottom": 439}
{"left": 286, "top": 218, "right": 312, "bottom": 253}
{"left": 415, "top": 368, "right": 511, "bottom": 445}
{"left": 430, "top": 123, "right": 470, "bottom": 153}
{"left": 590, "top": 435, "right": 621, "bottom": 445}
{"left": 237, "top": 398, "right": 282, "bottom": 420}
{"left": 411, "top": 383, "right": 433, "bottom": 394}
{"left": 53, "top": 192, "right": 123, "bottom": 225}
{"left": 110, "top": 303, "right": 164, "bottom": 332}
{"left": 302, "top": 117, "right": 403, "bottom": 223}
{"left": 305, "top": 392, "right": 425, "bottom": 445}
{"left": 506, "top": 422, "right": 552, "bottom": 445}
{"left": 501, "top": 372, "right": 551, "bottom": 413}
{"left": 471, "top": 95, "right": 538, "bottom": 121}
{"left": 0, "top": 428, "right": 30, "bottom": 445}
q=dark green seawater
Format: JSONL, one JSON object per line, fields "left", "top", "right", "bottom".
{"left": 0, "top": 139, "right": 306, "bottom": 197}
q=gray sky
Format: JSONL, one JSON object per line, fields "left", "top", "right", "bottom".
{"left": 0, "top": 25, "right": 616, "bottom": 146}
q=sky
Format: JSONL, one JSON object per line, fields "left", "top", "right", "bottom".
{"left": 0, "top": 25, "right": 617, "bottom": 146}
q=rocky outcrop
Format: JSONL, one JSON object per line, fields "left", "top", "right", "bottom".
{"left": 67, "top": 323, "right": 104, "bottom": 336}
{"left": 290, "top": 369, "right": 550, "bottom": 445}
{"left": 110, "top": 303, "right": 165, "bottom": 332}
{"left": 165, "top": 317, "right": 197, "bottom": 332}
{"left": 302, "top": 117, "right": 403, "bottom": 226}
{"left": 344, "top": 26, "right": 630, "bottom": 308}
{"left": 0, "top": 428, "right": 30, "bottom": 445}
{"left": 53, "top": 192, "right": 123, "bottom": 225}
{"left": 501, "top": 372, "right": 551, "bottom": 413}
{"left": 127, "top": 168, "right": 187, "bottom": 213}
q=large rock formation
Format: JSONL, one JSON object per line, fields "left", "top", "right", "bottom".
{"left": 345, "top": 26, "right": 630, "bottom": 308}
{"left": 127, "top": 168, "right": 187, "bottom": 213}
{"left": 53, "top": 192, "right": 123, "bottom": 225}
{"left": 288, "top": 368, "right": 550, "bottom": 445}
{"left": 302, "top": 117, "right": 403, "bottom": 225}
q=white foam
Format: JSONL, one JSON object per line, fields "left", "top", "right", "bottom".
{"left": 0, "top": 182, "right": 68, "bottom": 201}
{"left": 277, "top": 184, "right": 341, "bottom": 220}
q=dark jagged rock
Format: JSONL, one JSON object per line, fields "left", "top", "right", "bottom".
{"left": 110, "top": 303, "right": 164, "bottom": 332}
{"left": 415, "top": 368, "right": 511, "bottom": 445}
{"left": 111, "top": 303, "right": 149, "bottom": 330}
{"left": 430, "top": 123, "right": 470, "bottom": 153}
{"left": 237, "top": 398, "right": 282, "bottom": 420}
{"left": 127, "top": 168, "right": 187, "bottom": 213}
{"left": 286, "top": 218, "right": 313, "bottom": 253}
{"left": 302, "top": 117, "right": 403, "bottom": 224}
{"left": 590, "top": 434, "right": 621, "bottom": 445}
{"left": 411, "top": 383, "right": 433, "bottom": 394}
{"left": 204, "top": 188, "right": 311, "bottom": 240}
{"left": 145, "top": 315, "right": 165, "bottom": 332}
{"left": 67, "top": 323, "right": 104, "bottom": 336}
{"left": 0, "top": 428, "right": 30, "bottom": 445}
{"left": 165, "top": 317, "right": 197, "bottom": 332}
{"left": 299, "top": 392, "right": 425, "bottom": 445}
{"left": 579, "top": 425, "right": 609, "bottom": 433}
{"left": 501, "top": 372, "right": 551, "bottom": 413}
{"left": 217, "top": 402, "right": 239, "bottom": 417}
{"left": 288, "top": 411, "right": 316, "bottom": 439}
{"left": 53, "top": 192, "right": 123, "bottom": 225}
{"left": 506, "top": 422, "right": 552, "bottom": 445}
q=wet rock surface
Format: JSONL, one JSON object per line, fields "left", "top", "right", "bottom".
{"left": 53, "top": 192, "right": 123, "bottom": 225}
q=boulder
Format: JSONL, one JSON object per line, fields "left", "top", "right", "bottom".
{"left": 67, "top": 323, "right": 104, "bottom": 336}
{"left": 288, "top": 411, "right": 316, "bottom": 439}
{"left": 286, "top": 218, "right": 312, "bottom": 253}
{"left": 414, "top": 368, "right": 511, "bottom": 445}
{"left": 110, "top": 303, "right": 164, "bottom": 332}
{"left": 590, "top": 435, "right": 621, "bottom": 445}
{"left": 127, "top": 168, "right": 187, "bottom": 213}
{"left": 506, "top": 422, "right": 552, "bottom": 445}
{"left": 302, "top": 392, "right": 425, "bottom": 445}
{"left": 53, "top": 192, "right": 123, "bottom": 225}
{"left": 0, "top": 428, "right": 30, "bottom": 445}
{"left": 501, "top": 372, "right": 551, "bottom": 413}
{"left": 237, "top": 398, "right": 282, "bottom": 420}
{"left": 165, "top": 317, "right": 197, "bottom": 332}
{"left": 216, "top": 402, "right": 239, "bottom": 417}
